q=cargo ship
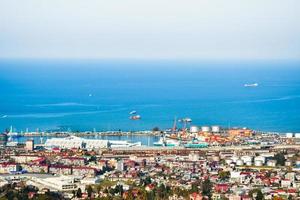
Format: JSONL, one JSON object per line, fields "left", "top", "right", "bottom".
{"left": 130, "top": 115, "right": 141, "bottom": 120}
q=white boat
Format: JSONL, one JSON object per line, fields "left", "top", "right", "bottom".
{"left": 109, "top": 140, "right": 142, "bottom": 148}
{"left": 153, "top": 137, "right": 180, "bottom": 147}
{"left": 178, "top": 118, "right": 192, "bottom": 123}
{"left": 129, "top": 110, "right": 137, "bottom": 115}
{"left": 1, "top": 115, "right": 7, "bottom": 118}
{"left": 244, "top": 83, "right": 258, "bottom": 87}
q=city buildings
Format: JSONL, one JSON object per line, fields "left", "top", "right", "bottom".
{"left": 0, "top": 129, "right": 300, "bottom": 199}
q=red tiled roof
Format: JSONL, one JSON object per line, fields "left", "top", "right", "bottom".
{"left": 287, "top": 189, "right": 297, "bottom": 193}
{"left": 50, "top": 165, "right": 72, "bottom": 169}
{"left": 72, "top": 166, "right": 96, "bottom": 170}
{"left": 62, "top": 157, "right": 85, "bottom": 160}
{"left": 0, "top": 162, "right": 17, "bottom": 166}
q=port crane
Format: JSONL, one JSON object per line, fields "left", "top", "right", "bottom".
{"left": 178, "top": 117, "right": 192, "bottom": 138}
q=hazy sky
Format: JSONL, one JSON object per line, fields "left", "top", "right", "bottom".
{"left": 0, "top": 0, "right": 299, "bottom": 60}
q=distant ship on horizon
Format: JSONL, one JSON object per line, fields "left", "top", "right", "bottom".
{"left": 244, "top": 83, "right": 258, "bottom": 87}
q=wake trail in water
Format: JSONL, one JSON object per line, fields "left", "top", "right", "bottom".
{"left": 6, "top": 108, "right": 129, "bottom": 119}
{"left": 227, "top": 95, "right": 300, "bottom": 104}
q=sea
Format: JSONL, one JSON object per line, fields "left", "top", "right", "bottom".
{"left": 0, "top": 59, "right": 300, "bottom": 137}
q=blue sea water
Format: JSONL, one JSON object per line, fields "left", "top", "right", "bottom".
{"left": 0, "top": 59, "right": 300, "bottom": 133}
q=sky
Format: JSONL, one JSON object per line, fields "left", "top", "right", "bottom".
{"left": 0, "top": 0, "right": 299, "bottom": 60}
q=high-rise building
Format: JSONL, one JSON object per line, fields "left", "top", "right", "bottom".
{"left": 25, "top": 139, "right": 34, "bottom": 151}
{"left": 116, "top": 159, "right": 124, "bottom": 171}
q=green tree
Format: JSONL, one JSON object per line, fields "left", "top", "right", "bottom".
{"left": 202, "top": 179, "right": 213, "bottom": 200}
{"left": 72, "top": 190, "right": 76, "bottom": 198}
{"left": 249, "top": 189, "right": 264, "bottom": 200}
{"left": 114, "top": 184, "right": 123, "bottom": 195}
{"left": 274, "top": 152, "right": 286, "bottom": 166}
{"left": 218, "top": 171, "right": 230, "bottom": 181}
{"left": 143, "top": 177, "right": 151, "bottom": 186}
{"left": 87, "top": 185, "right": 93, "bottom": 198}
{"left": 76, "top": 188, "right": 82, "bottom": 198}
{"left": 96, "top": 184, "right": 103, "bottom": 194}
{"left": 256, "top": 190, "right": 264, "bottom": 200}
{"left": 147, "top": 191, "right": 155, "bottom": 200}
{"left": 5, "top": 190, "right": 15, "bottom": 200}
{"left": 190, "top": 183, "right": 199, "bottom": 193}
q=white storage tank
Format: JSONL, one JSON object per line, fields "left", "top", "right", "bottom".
{"left": 190, "top": 126, "right": 200, "bottom": 133}
{"left": 225, "top": 159, "right": 233, "bottom": 165}
{"left": 241, "top": 155, "right": 252, "bottom": 163}
{"left": 196, "top": 136, "right": 206, "bottom": 142}
{"left": 295, "top": 133, "right": 300, "bottom": 138}
{"left": 231, "top": 156, "right": 239, "bottom": 163}
{"left": 201, "top": 126, "right": 210, "bottom": 132}
{"left": 211, "top": 126, "right": 220, "bottom": 133}
{"left": 254, "top": 156, "right": 266, "bottom": 164}
{"left": 286, "top": 133, "right": 294, "bottom": 138}
{"left": 255, "top": 160, "right": 263, "bottom": 166}
{"left": 246, "top": 161, "right": 252, "bottom": 166}
{"left": 267, "top": 160, "right": 277, "bottom": 167}
{"left": 236, "top": 159, "right": 244, "bottom": 166}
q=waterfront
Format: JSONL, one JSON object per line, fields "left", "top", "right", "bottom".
{"left": 12, "top": 134, "right": 161, "bottom": 146}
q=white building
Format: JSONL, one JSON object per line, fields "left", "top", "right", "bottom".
{"left": 34, "top": 176, "right": 77, "bottom": 191}
{"left": 45, "top": 136, "right": 108, "bottom": 149}
{"left": 116, "top": 160, "right": 124, "bottom": 171}
{"left": 45, "top": 136, "right": 141, "bottom": 150}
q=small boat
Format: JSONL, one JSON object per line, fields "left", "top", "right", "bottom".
{"left": 130, "top": 115, "right": 141, "bottom": 120}
{"left": 129, "top": 111, "right": 137, "bottom": 115}
{"left": 1, "top": 115, "right": 7, "bottom": 118}
{"left": 244, "top": 83, "right": 258, "bottom": 87}
{"left": 178, "top": 118, "right": 192, "bottom": 123}
{"left": 153, "top": 137, "right": 180, "bottom": 147}
{"left": 185, "top": 118, "right": 192, "bottom": 123}
{"left": 109, "top": 140, "right": 142, "bottom": 148}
